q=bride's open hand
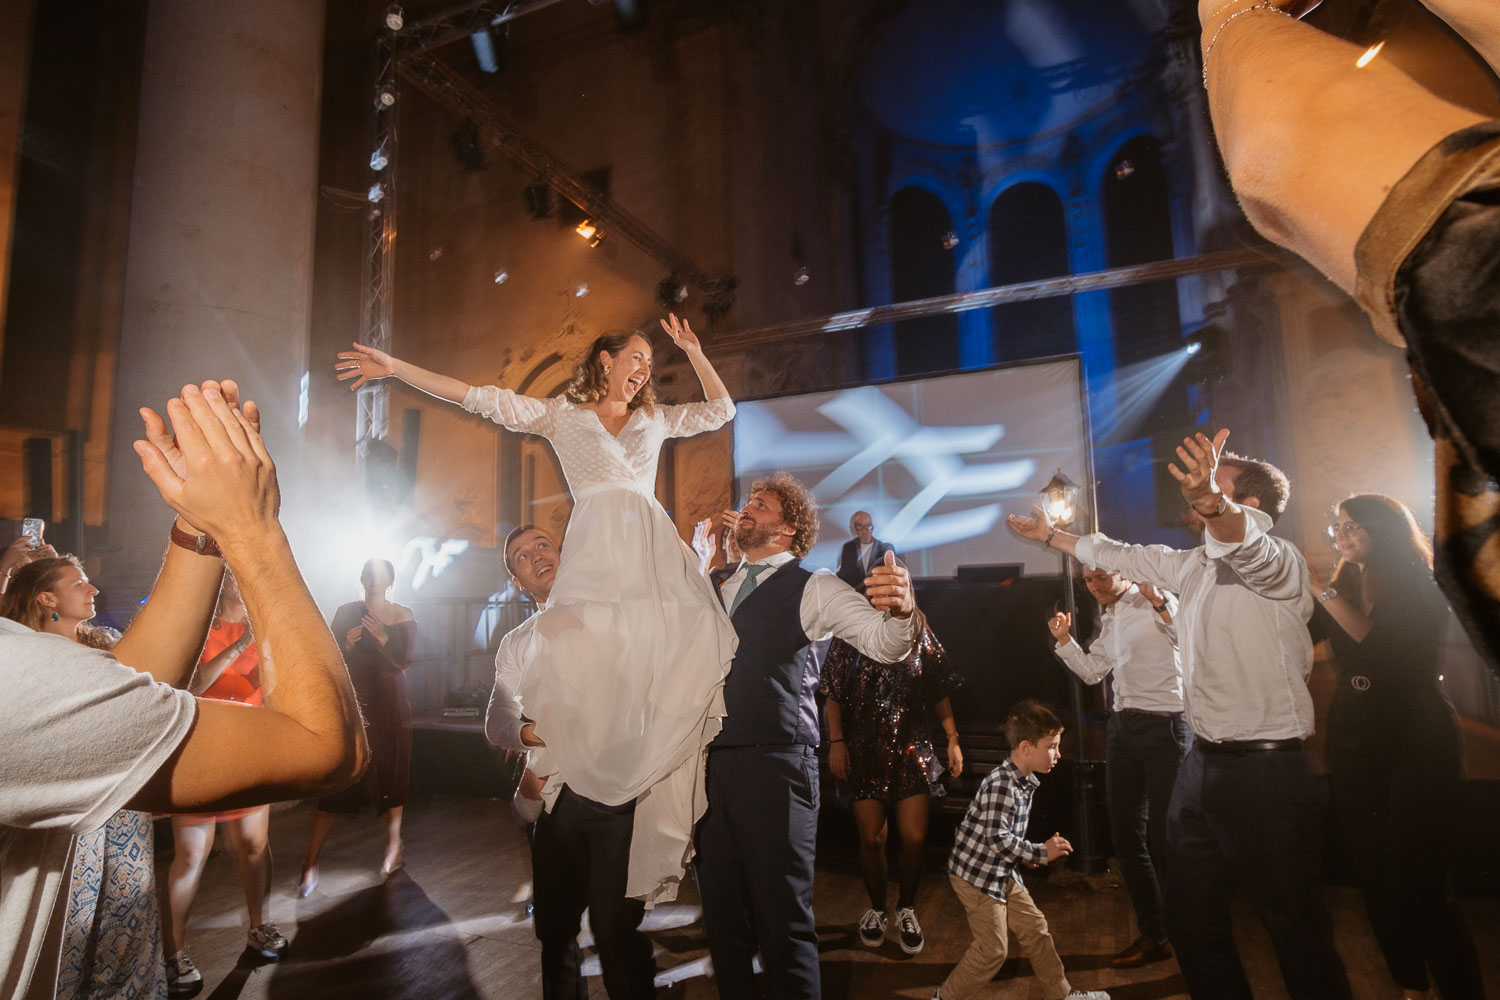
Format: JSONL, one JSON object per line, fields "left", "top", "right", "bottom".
{"left": 334, "top": 342, "right": 396, "bottom": 390}
{"left": 660, "top": 313, "right": 701, "bottom": 353}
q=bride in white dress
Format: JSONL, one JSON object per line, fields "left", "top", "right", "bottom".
{"left": 334, "top": 315, "right": 736, "bottom": 901}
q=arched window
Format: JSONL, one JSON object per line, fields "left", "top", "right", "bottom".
{"left": 988, "top": 182, "right": 1074, "bottom": 361}
{"left": 889, "top": 187, "right": 958, "bottom": 375}
{"left": 1102, "top": 136, "right": 1180, "bottom": 368}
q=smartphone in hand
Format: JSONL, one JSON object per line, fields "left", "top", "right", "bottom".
{"left": 21, "top": 518, "right": 43, "bottom": 546}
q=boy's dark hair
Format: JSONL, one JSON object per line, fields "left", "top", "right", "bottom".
{"left": 1005, "top": 699, "right": 1064, "bottom": 748}
{"left": 1219, "top": 451, "right": 1291, "bottom": 523}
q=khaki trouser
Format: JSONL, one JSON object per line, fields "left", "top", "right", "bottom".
{"left": 941, "top": 873, "right": 1071, "bottom": 1000}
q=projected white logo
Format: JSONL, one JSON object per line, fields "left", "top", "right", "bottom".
{"left": 739, "top": 386, "right": 1035, "bottom": 554}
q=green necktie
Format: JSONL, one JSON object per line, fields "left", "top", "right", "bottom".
{"left": 728, "top": 563, "right": 770, "bottom": 616}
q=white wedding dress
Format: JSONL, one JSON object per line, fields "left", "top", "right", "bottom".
{"left": 463, "top": 385, "right": 737, "bottom": 903}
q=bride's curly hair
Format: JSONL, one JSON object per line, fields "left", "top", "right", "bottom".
{"left": 564, "top": 331, "right": 656, "bottom": 412}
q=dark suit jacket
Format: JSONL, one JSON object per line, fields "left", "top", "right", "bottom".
{"left": 835, "top": 537, "right": 895, "bottom": 591}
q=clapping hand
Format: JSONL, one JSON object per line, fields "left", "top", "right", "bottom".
{"left": 361, "top": 613, "right": 389, "bottom": 646}
{"left": 334, "top": 343, "right": 396, "bottom": 391}
{"left": 1047, "top": 611, "right": 1072, "bottom": 643}
{"left": 1168, "top": 428, "right": 1232, "bottom": 510}
{"left": 692, "top": 517, "right": 717, "bottom": 571}
{"left": 134, "top": 381, "right": 279, "bottom": 547}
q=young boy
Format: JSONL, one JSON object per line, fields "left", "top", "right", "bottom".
{"left": 934, "top": 700, "right": 1108, "bottom": 1000}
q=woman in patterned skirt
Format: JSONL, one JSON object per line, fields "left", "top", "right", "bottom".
{"left": 1, "top": 557, "right": 167, "bottom": 999}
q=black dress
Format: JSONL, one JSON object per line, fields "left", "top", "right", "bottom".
{"left": 318, "top": 603, "right": 415, "bottom": 814}
{"left": 820, "top": 625, "right": 962, "bottom": 803}
{"left": 1313, "top": 576, "right": 1483, "bottom": 996}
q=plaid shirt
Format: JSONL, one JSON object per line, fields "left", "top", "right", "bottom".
{"left": 948, "top": 758, "right": 1047, "bottom": 901}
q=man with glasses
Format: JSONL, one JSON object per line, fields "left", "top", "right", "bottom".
{"left": 836, "top": 511, "right": 895, "bottom": 593}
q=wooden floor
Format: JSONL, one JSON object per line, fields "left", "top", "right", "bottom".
{"left": 161, "top": 795, "right": 1500, "bottom": 999}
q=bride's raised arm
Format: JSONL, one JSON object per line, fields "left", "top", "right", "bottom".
{"left": 660, "top": 313, "right": 730, "bottom": 401}
{"left": 334, "top": 342, "right": 472, "bottom": 405}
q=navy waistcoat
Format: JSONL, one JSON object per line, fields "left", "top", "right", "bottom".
{"left": 714, "top": 561, "right": 819, "bottom": 747}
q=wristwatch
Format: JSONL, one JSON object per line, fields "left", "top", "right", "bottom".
{"left": 1152, "top": 602, "right": 1169, "bottom": 614}
{"left": 1316, "top": 587, "right": 1338, "bottom": 604}
{"left": 1196, "top": 493, "right": 1229, "bottom": 519}
{"left": 170, "top": 522, "right": 222, "bottom": 558}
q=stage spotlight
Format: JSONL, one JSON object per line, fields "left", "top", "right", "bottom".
{"left": 370, "top": 141, "right": 389, "bottom": 172}
{"left": 375, "top": 87, "right": 397, "bottom": 109}
{"left": 942, "top": 231, "right": 960, "bottom": 250}
{"left": 384, "top": 4, "right": 405, "bottom": 31}
{"left": 1184, "top": 340, "right": 1202, "bottom": 356}
{"left": 794, "top": 265, "right": 810, "bottom": 286}
{"left": 575, "top": 220, "right": 604, "bottom": 247}
{"left": 367, "top": 182, "right": 386, "bottom": 204}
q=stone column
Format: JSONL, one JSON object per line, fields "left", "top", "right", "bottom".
{"left": 104, "top": 0, "right": 325, "bottom": 601}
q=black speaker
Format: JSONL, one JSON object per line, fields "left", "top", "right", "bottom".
{"left": 399, "top": 408, "right": 420, "bottom": 500}
{"left": 23, "top": 437, "right": 52, "bottom": 520}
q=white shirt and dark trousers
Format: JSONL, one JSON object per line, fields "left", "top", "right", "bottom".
{"left": 1076, "top": 507, "right": 1352, "bottom": 1000}
{"left": 486, "top": 617, "right": 656, "bottom": 1000}
{"left": 697, "top": 553, "right": 916, "bottom": 1000}
{"left": 1053, "top": 585, "right": 1188, "bottom": 949}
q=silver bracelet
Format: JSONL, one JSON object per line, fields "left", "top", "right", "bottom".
{"left": 1202, "top": 2, "right": 1285, "bottom": 89}
{"left": 1316, "top": 586, "right": 1338, "bottom": 604}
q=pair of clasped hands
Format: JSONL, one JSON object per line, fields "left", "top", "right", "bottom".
{"left": 132, "top": 380, "right": 279, "bottom": 552}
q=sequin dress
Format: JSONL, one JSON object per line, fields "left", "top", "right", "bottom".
{"left": 821, "top": 625, "right": 963, "bottom": 803}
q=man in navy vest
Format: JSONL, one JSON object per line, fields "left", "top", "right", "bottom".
{"left": 698, "top": 473, "right": 918, "bottom": 999}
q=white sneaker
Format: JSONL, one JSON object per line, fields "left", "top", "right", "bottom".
{"left": 856, "top": 907, "right": 887, "bottom": 947}
{"left": 896, "top": 906, "right": 925, "bottom": 954}
{"left": 247, "top": 923, "right": 288, "bottom": 959}
{"left": 165, "top": 953, "right": 202, "bottom": 995}
{"left": 1060, "top": 991, "right": 1110, "bottom": 1000}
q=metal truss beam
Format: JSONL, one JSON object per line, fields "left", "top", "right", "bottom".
{"left": 398, "top": 53, "right": 738, "bottom": 311}
{"left": 398, "top": 0, "right": 573, "bottom": 57}
{"left": 704, "top": 247, "right": 1283, "bottom": 353}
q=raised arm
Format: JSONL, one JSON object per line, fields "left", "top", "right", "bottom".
{"left": 1048, "top": 610, "right": 1114, "bottom": 685}
{"left": 1008, "top": 506, "right": 1193, "bottom": 593}
{"left": 112, "top": 380, "right": 261, "bottom": 687}
{"left": 661, "top": 313, "right": 730, "bottom": 400}
{"left": 334, "top": 342, "right": 470, "bottom": 405}
{"left": 126, "top": 383, "right": 367, "bottom": 813}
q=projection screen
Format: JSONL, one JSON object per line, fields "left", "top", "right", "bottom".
{"left": 731, "top": 357, "right": 1091, "bottom": 579}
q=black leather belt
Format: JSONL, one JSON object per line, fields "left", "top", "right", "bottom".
{"left": 1118, "top": 707, "right": 1184, "bottom": 718}
{"left": 1200, "top": 738, "right": 1302, "bottom": 755}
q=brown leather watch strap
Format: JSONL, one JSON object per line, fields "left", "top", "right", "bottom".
{"left": 169, "top": 522, "right": 222, "bottom": 558}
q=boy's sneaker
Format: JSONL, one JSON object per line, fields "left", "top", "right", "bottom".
{"left": 895, "top": 906, "right": 924, "bottom": 954}
{"left": 247, "top": 923, "right": 289, "bottom": 959}
{"left": 1059, "top": 991, "right": 1110, "bottom": 1000}
{"left": 165, "top": 953, "right": 202, "bottom": 995}
{"left": 856, "top": 907, "right": 887, "bottom": 947}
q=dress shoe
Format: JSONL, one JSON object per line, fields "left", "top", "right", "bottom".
{"left": 1112, "top": 935, "right": 1172, "bottom": 968}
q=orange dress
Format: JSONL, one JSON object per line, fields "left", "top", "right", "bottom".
{"left": 173, "top": 619, "right": 262, "bottom": 821}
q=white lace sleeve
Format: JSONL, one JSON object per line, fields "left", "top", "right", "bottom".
{"left": 656, "top": 397, "right": 736, "bottom": 439}
{"left": 462, "top": 385, "right": 556, "bottom": 437}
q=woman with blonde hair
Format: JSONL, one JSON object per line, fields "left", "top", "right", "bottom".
{"left": 1, "top": 557, "right": 164, "bottom": 998}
